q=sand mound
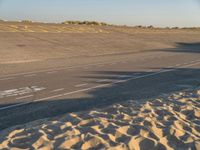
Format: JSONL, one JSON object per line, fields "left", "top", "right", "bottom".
{"left": 0, "top": 89, "right": 200, "bottom": 150}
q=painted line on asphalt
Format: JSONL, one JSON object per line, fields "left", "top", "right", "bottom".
{"left": 75, "top": 83, "right": 88, "bottom": 87}
{"left": 175, "top": 64, "right": 181, "bottom": 67}
{"left": 0, "top": 86, "right": 46, "bottom": 99}
{"left": 0, "top": 60, "right": 199, "bottom": 111}
{"left": 0, "top": 77, "right": 15, "bottom": 81}
{"left": 117, "top": 75, "right": 133, "bottom": 78}
{"left": 29, "top": 61, "right": 200, "bottom": 102}
{"left": 51, "top": 88, "right": 64, "bottom": 92}
{"left": 24, "top": 74, "right": 37, "bottom": 77}
{"left": 96, "top": 79, "right": 110, "bottom": 82}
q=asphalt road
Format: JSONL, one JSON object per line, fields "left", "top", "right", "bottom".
{"left": 0, "top": 49, "right": 200, "bottom": 130}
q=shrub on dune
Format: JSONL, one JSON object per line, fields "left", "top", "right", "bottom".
{"left": 61, "top": 21, "right": 109, "bottom": 26}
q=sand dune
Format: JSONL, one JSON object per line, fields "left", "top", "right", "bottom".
{"left": 0, "top": 88, "right": 200, "bottom": 150}
{"left": 0, "top": 22, "right": 109, "bottom": 33}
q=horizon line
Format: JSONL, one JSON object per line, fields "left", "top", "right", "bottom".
{"left": 1, "top": 19, "right": 200, "bottom": 28}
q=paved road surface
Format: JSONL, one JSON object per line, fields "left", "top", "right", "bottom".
{"left": 0, "top": 50, "right": 200, "bottom": 129}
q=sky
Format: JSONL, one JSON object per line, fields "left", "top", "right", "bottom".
{"left": 0, "top": 0, "right": 200, "bottom": 27}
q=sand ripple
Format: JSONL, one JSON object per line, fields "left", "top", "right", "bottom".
{"left": 0, "top": 89, "right": 200, "bottom": 150}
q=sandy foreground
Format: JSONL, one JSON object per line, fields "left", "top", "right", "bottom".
{"left": 0, "top": 88, "right": 199, "bottom": 150}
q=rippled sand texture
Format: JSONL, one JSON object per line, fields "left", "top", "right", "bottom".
{"left": 0, "top": 89, "right": 200, "bottom": 150}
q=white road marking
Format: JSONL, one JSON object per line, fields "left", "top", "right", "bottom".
{"left": 16, "top": 95, "right": 33, "bottom": 100}
{"left": 0, "top": 86, "right": 45, "bottom": 99}
{"left": 75, "top": 83, "right": 88, "bottom": 87}
{"left": 51, "top": 88, "right": 64, "bottom": 92}
{"left": 175, "top": 64, "right": 181, "bottom": 67}
{"left": 0, "top": 60, "right": 200, "bottom": 111}
{"left": 0, "top": 77, "right": 15, "bottom": 81}
{"left": 96, "top": 79, "right": 110, "bottom": 82}
{"left": 24, "top": 74, "right": 36, "bottom": 77}
{"left": 0, "top": 101, "right": 33, "bottom": 110}
{"left": 117, "top": 75, "right": 133, "bottom": 78}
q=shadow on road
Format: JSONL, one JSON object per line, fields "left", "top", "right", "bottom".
{"left": 0, "top": 67, "right": 200, "bottom": 130}
{"left": 162, "top": 42, "right": 200, "bottom": 53}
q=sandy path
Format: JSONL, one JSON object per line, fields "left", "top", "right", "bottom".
{"left": 0, "top": 88, "right": 199, "bottom": 150}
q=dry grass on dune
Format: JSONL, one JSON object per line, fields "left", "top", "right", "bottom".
{"left": 0, "top": 88, "right": 200, "bottom": 150}
{"left": 0, "top": 22, "right": 109, "bottom": 33}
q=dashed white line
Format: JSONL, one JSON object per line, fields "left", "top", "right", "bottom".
{"left": 51, "top": 88, "right": 64, "bottom": 92}
{"left": 174, "top": 64, "right": 181, "bottom": 67}
{"left": 96, "top": 79, "right": 110, "bottom": 82}
{"left": 16, "top": 95, "right": 33, "bottom": 100}
{"left": 117, "top": 75, "right": 133, "bottom": 78}
{"left": 75, "top": 83, "right": 88, "bottom": 87}
{"left": 0, "top": 101, "right": 34, "bottom": 110}
{"left": 0, "top": 77, "right": 15, "bottom": 81}
{"left": 0, "top": 60, "right": 199, "bottom": 111}
{"left": 0, "top": 86, "right": 46, "bottom": 99}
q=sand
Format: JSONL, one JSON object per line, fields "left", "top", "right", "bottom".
{"left": 0, "top": 22, "right": 109, "bottom": 33}
{"left": 0, "top": 88, "right": 199, "bottom": 150}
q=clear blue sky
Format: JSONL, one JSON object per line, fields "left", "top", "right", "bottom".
{"left": 0, "top": 0, "right": 200, "bottom": 27}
